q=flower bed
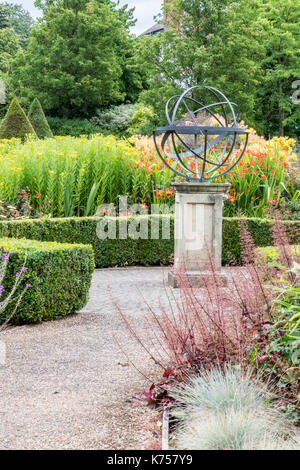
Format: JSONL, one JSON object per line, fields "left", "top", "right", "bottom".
{"left": 0, "top": 237, "right": 94, "bottom": 324}
{"left": 0, "top": 135, "right": 173, "bottom": 217}
{"left": 0, "top": 130, "right": 298, "bottom": 220}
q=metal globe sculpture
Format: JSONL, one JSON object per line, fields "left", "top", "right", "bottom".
{"left": 153, "top": 85, "right": 249, "bottom": 182}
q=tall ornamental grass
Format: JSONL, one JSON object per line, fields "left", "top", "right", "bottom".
{"left": 0, "top": 134, "right": 173, "bottom": 217}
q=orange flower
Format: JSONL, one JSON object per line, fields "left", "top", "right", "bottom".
{"left": 260, "top": 175, "right": 267, "bottom": 180}
{"left": 165, "top": 188, "right": 174, "bottom": 196}
{"left": 227, "top": 194, "right": 237, "bottom": 203}
{"left": 283, "top": 161, "right": 289, "bottom": 168}
{"left": 36, "top": 193, "right": 41, "bottom": 198}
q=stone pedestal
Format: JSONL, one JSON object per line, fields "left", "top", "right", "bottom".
{"left": 169, "top": 182, "right": 230, "bottom": 287}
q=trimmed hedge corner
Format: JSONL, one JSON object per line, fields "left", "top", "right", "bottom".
{"left": 0, "top": 215, "right": 299, "bottom": 268}
{"left": 0, "top": 238, "right": 94, "bottom": 325}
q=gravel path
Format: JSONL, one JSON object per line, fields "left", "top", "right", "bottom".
{"left": 0, "top": 267, "right": 171, "bottom": 450}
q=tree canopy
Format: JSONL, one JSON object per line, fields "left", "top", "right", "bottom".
{"left": 135, "top": 0, "right": 300, "bottom": 137}
{"left": 0, "top": 3, "right": 34, "bottom": 48}
{"left": 0, "top": 27, "right": 21, "bottom": 75}
{"left": 254, "top": 0, "right": 300, "bottom": 137}
{"left": 136, "top": 0, "right": 265, "bottom": 130}
{"left": 11, "top": 0, "right": 140, "bottom": 117}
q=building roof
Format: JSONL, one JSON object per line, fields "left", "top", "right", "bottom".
{"left": 140, "top": 23, "right": 167, "bottom": 36}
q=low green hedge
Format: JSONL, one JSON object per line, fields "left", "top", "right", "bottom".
{"left": 0, "top": 216, "right": 299, "bottom": 268}
{"left": 0, "top": 238, "right": 94, "bottom": 325}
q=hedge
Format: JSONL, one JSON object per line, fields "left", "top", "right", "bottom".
{"left": 0, "top": 216, "right": 299, "bottom": 268}
{"left": 0, "top": 238, "right": 94, "bottom": 325}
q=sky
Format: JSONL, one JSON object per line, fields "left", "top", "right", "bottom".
{"left": 13, "top": 0, "right": 164, "bottom": 35}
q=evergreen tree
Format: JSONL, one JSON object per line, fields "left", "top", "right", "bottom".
{"left": 0, "top": 98, "right": 37, "bottom": 140}
{"left": 28, "top": 98, "right": 53, "bottom": 138}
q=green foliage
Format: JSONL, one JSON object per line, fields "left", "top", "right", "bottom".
{"left": 255, "top": 0, "right": 300, "bottom": 137}
{"left": 0, "top": 216, "right": 298, "bottom": 268}
{"left": 257, "top": 245, "right": 300, "bottom": 264}
{"left": 137, "top": 0, "right": 265, "bottom": 128}
{"left": 47, "top": 116, "right": 101, "bottom": 137}
{"left": 0, "top": 27, "right": 21, "bottom": 75}
{"left": 0, "top": 135, "right": 162, "bottom": 217}
{"left": 135, "top": 30, "right": 187, "bottom": 126}
{"left": 91, "top": 103, "right": 155, "bottom": 137}
{"left": 0, "top": 216, "right": 174, "bottom": 268}
{"left": 266, "top": 283, "right": 300, "bottom": 367}
{"left": 0, "top": 237, "right": 94, "bottom": 325}
{"left": 27, "top": 98, "right": 53, "bottom": 139}
{"left": 223, "top": 218, "right": 300, "bottom": 264}
{"left": 91, "top": 104, "right": 136, "bottom": 134}
{"left": 127, "top": 104, "right": 156, "bottom": 137}
{"left": 136, "top": 0, "right": 300, "bottom": 138}
{"left": 0, "top": 2, "right": 34, "bottom": 48}
{"left": 11, "top": 0, "right": 140, "bottom": 117}
{"left": 0, "top": 98, "right": 36, "bottom": 141}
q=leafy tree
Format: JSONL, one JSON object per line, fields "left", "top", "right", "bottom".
{"left": 137, "top": 0, "right": 265, "bottom": 128}
{"left": 254, "top": 0, "right": 300, "bottom": 137}
{"left": 0, "top": 27, "right": 20, "bottom": 75}
{"left": 11, "top": 0, "right": 141, "bottom": 117}
{"left": 27, "top": 98, "right": 53, "bottom": 138}
{"left": 134, "top": 29, "right": 190, "bottom": 126}
{"left": 0, "top": 98, "right": 37, "bottom": 140}
{"left": 0, "top": 4, "right": 11, "bottom": 29}
{"left": 0, "top": 3, "right": 34, "bottom": 48}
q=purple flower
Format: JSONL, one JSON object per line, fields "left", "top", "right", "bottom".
{"left": 22, "top": 267, "right": 28, "bottom": 273}
{"left": 0, "top": 285, "right": 4, "bottom": 298}
{"left": 16, "top": 272, "right": 20, "bottom": 277}
{"left": 2, "top": 252, "right": 10, "bottom": 262}
{"left": 26, "top": 283, "right": 31, "bottom": 288}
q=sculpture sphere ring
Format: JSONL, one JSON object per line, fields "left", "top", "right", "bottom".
{"left": 153, "top": 85, "right": 249, "bottom": 182}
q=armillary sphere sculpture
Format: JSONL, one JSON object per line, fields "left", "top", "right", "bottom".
{"left": 153, "top": 85, "right": 249, "bottom": 182}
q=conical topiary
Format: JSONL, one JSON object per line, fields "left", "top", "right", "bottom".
{"left": 27, "top": 98, "right": 53, "bottom": 139}
{"left": 0, "top": 98, "right": 37, "bottom": 141}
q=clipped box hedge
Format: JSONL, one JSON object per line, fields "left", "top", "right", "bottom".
{"left": 0, "top": 215, "right": 299, "bottom": 268}
{"left": 0, "top": 238, "right": 94, "bottom": 325}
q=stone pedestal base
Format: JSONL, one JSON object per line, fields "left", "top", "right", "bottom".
{"left": 170, "top": 182, "right": 230, "bottom": 287}
{"left": 168, "top": 270, "right": 228, "bottom": 288}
